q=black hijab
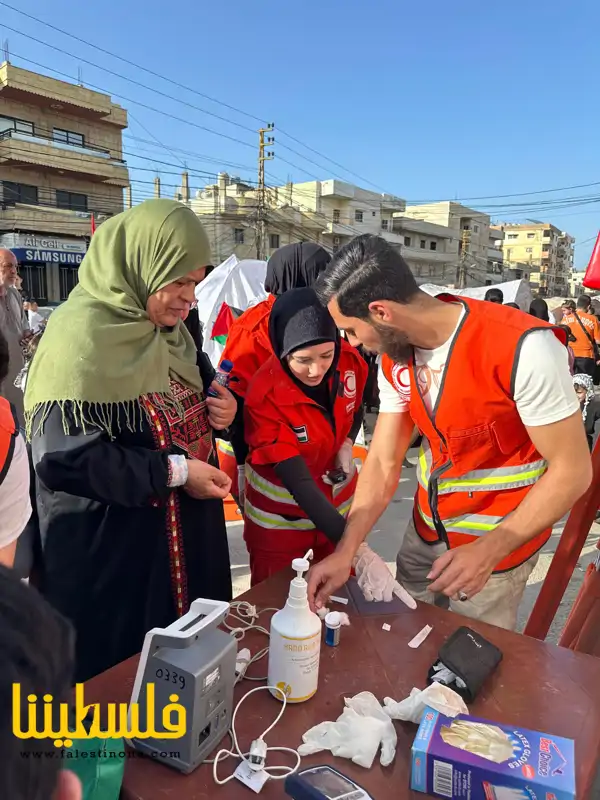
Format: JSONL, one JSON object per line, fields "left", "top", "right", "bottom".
{"left": 264, "top": 242, "right": 331, "bottom": 296}
{"left": 529, "top": 297, "right": 550, "bottom": 322}
{"left": 269, "top": 288, "right": 340, "bottom": 406}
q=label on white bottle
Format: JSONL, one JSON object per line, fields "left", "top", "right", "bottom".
{"left": 268, "top": 630, "right": 320, "bottom": 703}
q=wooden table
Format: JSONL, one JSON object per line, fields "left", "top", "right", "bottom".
{"left": 85, "top": 570, "right": 600, "bottom": 799}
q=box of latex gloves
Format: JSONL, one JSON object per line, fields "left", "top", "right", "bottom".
{"left": 411, "top": 708, "right": 576, "bottom": 800}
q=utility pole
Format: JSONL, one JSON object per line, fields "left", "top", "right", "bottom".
{"left": 457, "top": 227, "right": 471, "bottom": 289}
{"left": 256, "top": 123, "right": 275, "bottom": 260}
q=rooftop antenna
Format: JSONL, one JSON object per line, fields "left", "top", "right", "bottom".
{"left": 3, "top": 39, "right": 9, "bottom": 63}
{"left": 77, "top": 66, "right": 83, "bottom": 86}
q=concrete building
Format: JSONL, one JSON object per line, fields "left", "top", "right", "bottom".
{"left": 492, "top": 223, "right": 574, "bottom": 297}
{"left": 0, "top": 61, "right": 128, "bottom": 302}
{"left": 181, "top": 175, "right": 459, "bottom": 282}
{"left": 569, "top": 270, "right": 586, "bottom": 298}
{"left": 180, "top": 173, "right": 324, "bottom": 264}
{"left": 265, "top": 179, "right": 457, "bottom": 283}
{"left": 403, "top": 201, "right": 491, "bottom": 286}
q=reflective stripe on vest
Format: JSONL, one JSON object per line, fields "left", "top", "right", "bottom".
{"left": 416, "top": 440, "right": 547, "bottom": 495}
{"left": 245, "top": 498, "right": 353, "bottom": 530}
{"left": 247, "top": 464, "right": 356, "bottom": 507}
{"left": 246, "top": 465, "right": 296, "bottom": 506}
{"left": 417, "top": 505, "right": 503, "bottom": 536}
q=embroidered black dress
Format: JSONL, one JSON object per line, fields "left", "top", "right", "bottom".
{"left": 31, "top": 380, "right": 232, "bottom": 683}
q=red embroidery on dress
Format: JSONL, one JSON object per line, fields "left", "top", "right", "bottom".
{"left": 141, "top": 390, "right": 198, "bottom": 618}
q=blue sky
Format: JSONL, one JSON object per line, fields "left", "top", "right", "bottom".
{"left": 2, "top": 0, "right": 599, "bottom": 266}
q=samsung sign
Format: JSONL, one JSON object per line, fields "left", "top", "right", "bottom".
{"left": 11, "top": 248, "right": 84, "bottom": 265}
{"left": 0, "top": 233, "right": 87, "bottom": 265}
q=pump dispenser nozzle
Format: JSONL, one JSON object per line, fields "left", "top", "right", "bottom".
{"left": 292, "top": 549, "right": 313, "bottom": 579}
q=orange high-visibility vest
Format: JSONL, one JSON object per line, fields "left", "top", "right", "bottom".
{"left": 0, "top": 396, "right": 18, "bottom": 485}
{"left": 382, "top": 295, "right": 567, "bottom": 572}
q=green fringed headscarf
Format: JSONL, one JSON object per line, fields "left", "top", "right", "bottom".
{"left": 24, "top": 199, "right": 211, "bottom": 438}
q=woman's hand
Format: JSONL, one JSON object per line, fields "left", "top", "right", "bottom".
{"left": 184, "top": 460, "right": 231, "bottom": 500}
{"left": 206, "top": 383, "right": 237, "bottom": 430}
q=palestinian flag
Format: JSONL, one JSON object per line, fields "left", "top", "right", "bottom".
{"left": 210, "top": 301, "right": 243, "bottom": 345}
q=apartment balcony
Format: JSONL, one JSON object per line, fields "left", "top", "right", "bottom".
{"left": 401, "top": 245, "right": 455, "bottom": 264}
{"left": 0, "top": 201, "right": 117, "bottom": 237}
{"left": 0, "top": 129, "right": 129, "bottom": 186}
{"left": 0, "top": 62, "right": 127, "bottom": 127}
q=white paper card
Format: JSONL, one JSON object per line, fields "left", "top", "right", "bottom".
{"left": 408, "top": 624, "right": 433, "bottom": 648}
{"left": 234, "top": 762, "right": 270, "bottom": 793}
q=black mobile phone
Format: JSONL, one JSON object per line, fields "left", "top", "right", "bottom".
{"left": 326, "top": 467, "right": 347, "bottom": 485}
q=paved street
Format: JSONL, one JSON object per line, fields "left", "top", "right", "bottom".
{"left": 227, "top": 447, "right": 599, "bottom": 644}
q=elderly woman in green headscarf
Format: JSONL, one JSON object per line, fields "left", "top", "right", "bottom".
{"left": 25, "top": 200, "right": 237, "bottom": 683}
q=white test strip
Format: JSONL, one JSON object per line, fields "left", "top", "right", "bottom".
{"left": 408, "top": 624, "right": 433, "bottom": 648}
{"left": 382, "top": 623, "right": 391, "bottom": 632}
{"left": 330, "top": 595, "right": 349, "bottom": 605}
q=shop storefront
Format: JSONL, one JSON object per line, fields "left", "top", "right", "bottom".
{"left": 0, "top": 232, "right": 87, "bottom": 304}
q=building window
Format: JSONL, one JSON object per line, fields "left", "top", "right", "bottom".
{"left": 332, "top": 209, "right": 340, "bottom": 223}
{"left": 462, "top": 224, "right": 470, "bottom": 230}
{"left": 234, "top": 228, "right": 245, "bottom": 244}
{"left": 420, "top": 239, "right": 426, "bottom": 249}
{"left": 526, "top": 247, "right": 533, "bottom": 253}
{"left": 0, "top": 115, "right": 34, "bottom": 136}
{"left": 269, "top": 233, "right": 280, "bottom": 249}
{"left": 372, "top": 211, "right": 376, "bottom": 216}
{"left": 53, "top": 128, "right": 85, "bottom": 148}
{"left": 381, "top": 219, "right": 389, "bottom": 231}
{"left": 430, "top": 241, "right": 437, "bottom": 251}
{"left": 506, "top": 249, "right": 511, "bottom": 260}
{"left": 507, "top": 233, "right": 518, "bottom": 239}
{"left": 515, "top": 270, "right": 523, "bottom": 279}
{"left": 2, "top": 181, "right": 38, "bottom": 205}
{"left": 485, "top": 279, "right": 492, "bottom": 285}
{"left": 474, "top": 224, "right": 479, "bottom": 233}
{"left": 527, "top": 233, "right": 535, "bottom": 239}
{"left": 404, "top": 236, "right": 411, "bottom": 247}
{"left": 354, "top": 210, "right": 363, "bottom": 223}
{"left": 55, "top": 190, "right": 88, "bottom": 211}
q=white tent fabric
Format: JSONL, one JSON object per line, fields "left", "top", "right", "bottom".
{"left": 419, "top": 279, "right": 534, "bottom": 311}
{"left": 194, "top": 255, "right": 268, "bottom": 366}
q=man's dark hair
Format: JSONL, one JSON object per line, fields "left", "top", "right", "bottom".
{"left": 0, "top": 329, "right": 8, "bottom": 385}
{"left": 577, "top": 294, "right": 591, "bottom": 310}
{"left": 0, "top": 565, "right": 74, "bottom": 799}
{"left": 316, "top": 235, "right": 419, "bottom": 318}
{"left": 484, "top": 288, "right": 504, "bottom": 304}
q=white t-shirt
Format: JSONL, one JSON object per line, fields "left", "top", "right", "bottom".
{"left": 0, "top": 433, "right": 31, "bottom": 548}
{"left": 378, "top": 307, "right": 580, "bottom": 427}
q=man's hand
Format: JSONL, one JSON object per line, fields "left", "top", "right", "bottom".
{"left": 184, "top": 460, "right": 231, "bottom": 500}
{"left": 427, "top": 539, "right": 500, "bottom": 600}
{"left": 206, "top": 382, "right": 237, "bottom": 430}
{"left": 307, "top": 550, "right": 354, "bottom": 611}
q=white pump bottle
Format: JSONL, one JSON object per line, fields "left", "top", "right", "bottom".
{"left": 268, "top": 550, "right": 322, "bottom": 703}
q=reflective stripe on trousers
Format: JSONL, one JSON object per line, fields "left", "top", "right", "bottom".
{"left": 245, "top": 498, "right": 353, "bottom": 530}
{"left": 217, "top": 439, "right": 235, "bottom": 456}
{"left": 416, "top": 440, "right": 547, "bottom": 494}
{"left": 417, "top": 504, "right": 503, "bottom": 536}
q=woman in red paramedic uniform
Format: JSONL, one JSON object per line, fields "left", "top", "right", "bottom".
{"left": 243, "top": 288, "right": 367, "bottom": 585}
{"left": 218, "top": 243, "right": 331, "bottom": 501}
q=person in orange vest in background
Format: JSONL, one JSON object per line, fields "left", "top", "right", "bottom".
{"left": 0, "top": 329, "right": 31, "bottom": 568}
{"left": 242, "top": 287, "right": 367, "bottom": 585}
{"left": 307, "top": 235, "right": 591, "bottom": 630}
{"left": 219, "top": 242, "right": 332, "bottom": 504}
{"left": 561, "top": 296, "right": 600, "bottom": 379}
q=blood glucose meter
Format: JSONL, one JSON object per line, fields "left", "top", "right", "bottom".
{"left": 284, "top": 765, "right": 373, "bottom": 800}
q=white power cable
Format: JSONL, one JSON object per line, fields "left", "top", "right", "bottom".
{"left": 212, "top": 686, "right": 301, "bottom": 785}
{"left": 225, "top": 601, "right": 279, "bottom": 683}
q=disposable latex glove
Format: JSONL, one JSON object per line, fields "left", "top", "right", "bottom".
{"left": 336, "top": 438, "right": 354, "bottom": 475}
{"left": 353, "top": 544, "right": 417, "bottom": 609}
{"left": 298, "top": 691, "right": 397, "bottom": 769}
{"left": 236, "top": 465, "right": 246, "bottom": 512}
{"left": 383, "top": 683, "right": 468, "bottom": 725}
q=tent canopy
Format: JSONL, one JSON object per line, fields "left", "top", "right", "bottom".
{"left": 194, "top": 255, "right": 268, "bottom": 366}
{"left": 419, "top": 279, "right": 534, "bottom": 311}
